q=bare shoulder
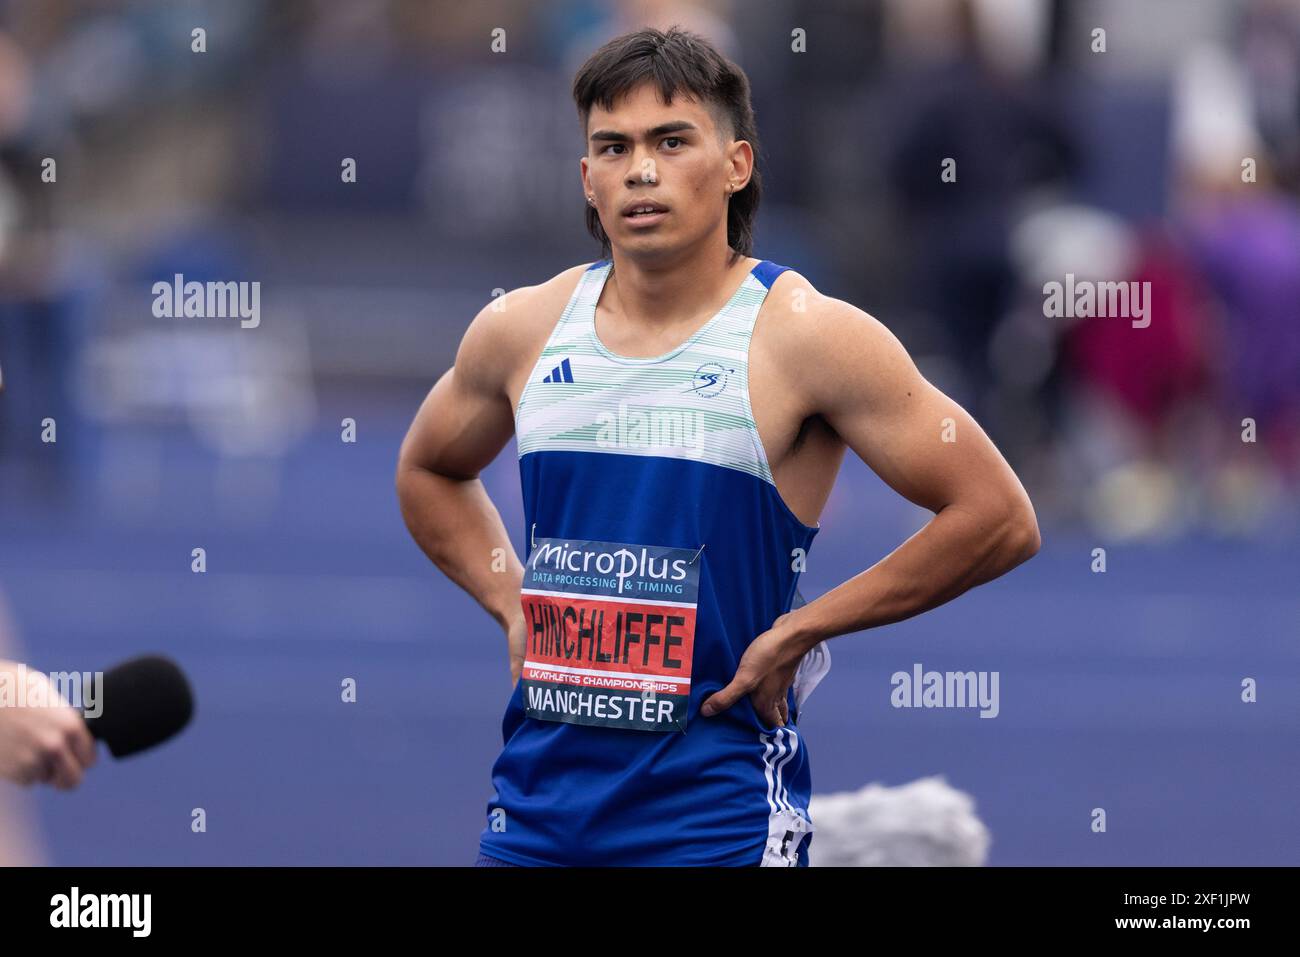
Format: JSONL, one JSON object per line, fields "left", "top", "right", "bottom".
{"left": 756, "top": 267, "right": 922, "bottom": 415}
{"left": 454, "top": 262, "right": 595, "bottom": 395}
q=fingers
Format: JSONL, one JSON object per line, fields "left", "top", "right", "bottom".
{"left": 759, "top": 696, "right": 786, "bottom": 728}
{"left": 703, "top": 677, "right": 793, "bottom": 725}
{"left": 0, "top": 664, "right": 98, "bottom": 789}
{"left": 14, "top": 752, "right": 48, "bottom": 788}
{"left": 15, "top": 747, "right": 59, "bottom": 788}
{"left": 27, "top": 716, "right": 96, "bottom": 790}
{"left": 66, "top": 717, "right": 98, "bottom": 771}
{"left": 700, "top": 675, "right": 753, "bottom": 717}
{"left": 45, "top": 740, "right": 83, "bottom": 790}
{"left": 702, "top": 649, "right": 799, "bottom": 725}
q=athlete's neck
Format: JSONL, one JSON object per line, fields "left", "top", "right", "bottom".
{"left": 603, "top": 246, "right": 755, "bottom": 328}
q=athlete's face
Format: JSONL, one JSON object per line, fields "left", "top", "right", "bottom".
{"left": 580, "top": 83, "right": 752, "bottom": 258}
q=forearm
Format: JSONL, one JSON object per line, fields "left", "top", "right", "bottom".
{"left": 783, "top": 501, "right": 1038, "bottom": 649}
{"left": 396, "top": 465, "right": 523, "bottom": 630}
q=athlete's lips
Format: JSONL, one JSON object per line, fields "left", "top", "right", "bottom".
{"left": 621, "top": 199, "right": 670, "bottom": 222}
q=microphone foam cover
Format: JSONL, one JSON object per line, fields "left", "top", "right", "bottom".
{"left": 84, "top": 655, "right": 195, "bottom": 758}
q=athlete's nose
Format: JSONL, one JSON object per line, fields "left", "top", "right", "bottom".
{"left": 624, "top": 149, "right": 658, "bottom": 187}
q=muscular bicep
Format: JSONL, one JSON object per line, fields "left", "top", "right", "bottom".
{"left": 806, "top": 304, "right": 1030, "bottom": 517}
{"left": 397, "top": 267, "right": 590, "bottom": 482}
{"left": 397, "top": 305, "right": 519, "bottom": 481}
{"left": 398, "top": 368, "right": 515, "bottom": 481}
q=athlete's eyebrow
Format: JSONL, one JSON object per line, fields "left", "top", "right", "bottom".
{"left": 589, "top": 121, "right": 698, "bottom": 143}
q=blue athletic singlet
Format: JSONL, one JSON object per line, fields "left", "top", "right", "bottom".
{"left": 478, "top": 258, "right": 832, "bottom": 866}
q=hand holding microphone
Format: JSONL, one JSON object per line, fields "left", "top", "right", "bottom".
{"left": 0, "top": 660, "right": 96, "bottom": 788}
{"left": 0, "top": 654, "right": 194, "bottom": 789}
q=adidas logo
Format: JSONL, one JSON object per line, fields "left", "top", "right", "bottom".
{"left": 542, "top": 357, "right": 574, "bottom": 383}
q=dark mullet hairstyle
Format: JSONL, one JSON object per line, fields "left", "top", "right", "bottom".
{"left": 572, "top": 26, "right": 762, "bottom": 264}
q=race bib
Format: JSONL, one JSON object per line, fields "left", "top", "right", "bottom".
{"left": 519, "top": 537, "right": 699, "bottom": 732}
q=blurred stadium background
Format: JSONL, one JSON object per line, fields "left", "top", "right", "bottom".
{"left": 0, "top": 0, "right": 1296, "bottom": 864}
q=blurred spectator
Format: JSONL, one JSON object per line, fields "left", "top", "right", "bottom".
{"left": 887, "top": 0, "right": 1080, "bottom": 428}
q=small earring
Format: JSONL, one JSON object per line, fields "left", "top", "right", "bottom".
{"left": 587, "top": 195, "right": 596, "bottom": 206}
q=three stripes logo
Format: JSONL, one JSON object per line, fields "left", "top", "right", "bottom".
{"left": 542, "top": 357, "right": 574, "bottom": 383}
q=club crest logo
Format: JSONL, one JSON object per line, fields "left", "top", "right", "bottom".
{"left": 689, "top": 362, "right": 732, "bottom": 398}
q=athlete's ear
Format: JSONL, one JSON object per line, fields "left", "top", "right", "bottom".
{"left": 724, "top": 139, "right": 753, "bottom": 193}
{"left": 578, "top": 156, "right": 592, "bottom": 197}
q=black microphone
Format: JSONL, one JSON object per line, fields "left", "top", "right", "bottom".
{"left": 81, "top": 655, "right": 195, "bottom": 758}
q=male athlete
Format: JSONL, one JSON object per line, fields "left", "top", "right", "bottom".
{"left": 396, "top": 27, "right": 1039, "bottom": 867}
